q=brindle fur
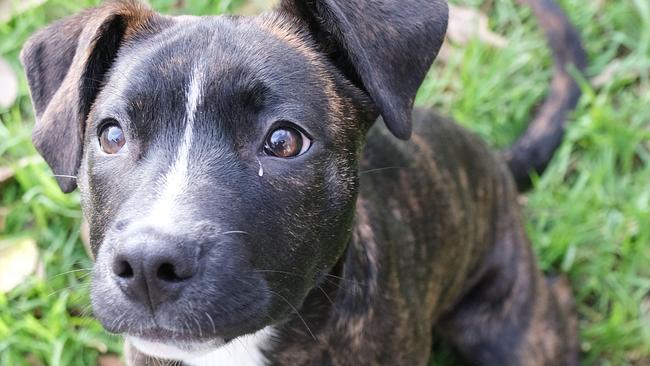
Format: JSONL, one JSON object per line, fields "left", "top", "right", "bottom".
{"left": 262, "top": 111, "right": 580, "bottom": 366}
{"left": 20, "top": 0, "right": 585, "bottom": 365}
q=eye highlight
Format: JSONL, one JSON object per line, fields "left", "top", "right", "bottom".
{"left": 263, "top": 125, "right": 312, "bottom": 158}
{"left": 98, "top": 120, "right": 126, "bottom": 155}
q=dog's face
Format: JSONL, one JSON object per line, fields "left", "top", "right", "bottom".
{"left": 21, "top": 0, "right": 447, "bottom": 359}
{"left": 84, "top": 14, "right": 363, "bottom": 349}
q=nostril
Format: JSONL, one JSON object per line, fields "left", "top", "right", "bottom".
{"left": 115, "top": 260, "right": 134, "bottom": 279}
{"left": 157, "top": 262, "right": 187, "bottom": 283}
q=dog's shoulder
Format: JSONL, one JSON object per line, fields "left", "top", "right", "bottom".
{"left": 362, "top": 108, "right": 507, "bottom": 184}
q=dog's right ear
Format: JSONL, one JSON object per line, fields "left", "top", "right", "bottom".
{"left": 278, "top": 0, "right": 448, "bottom": 140}
{"left": 20, "top": 1, "right": 158, "bottom": 192}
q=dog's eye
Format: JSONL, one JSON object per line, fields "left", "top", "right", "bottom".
{"left": 264, "top": 126, "right": 311, "bottom": 158}
{"left": 99, "top": 122, "right": 126, "bottom": 155}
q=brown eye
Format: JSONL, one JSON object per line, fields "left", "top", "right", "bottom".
{"left": 264, "top": 126, "right": 311, "bottom": 158}
{"left": 99, "top": 122, "right": 126, "bottom": 155}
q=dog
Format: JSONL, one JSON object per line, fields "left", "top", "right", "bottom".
{"left": 20, "top": 0, "right": 587, "bottom": 364}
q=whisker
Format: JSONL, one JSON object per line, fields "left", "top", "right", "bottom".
{"left": 80, "top": 304, "right": 94, "bottom": 318}
{"left": 80, "top": 76, "right": 129, "bottom": 98}
{"left": 254, "top": 269, "right": 362, "bottom": 287}
{"left": 317, "top": 285, "right": 335, "bottom": 306}
{"left": 51, "top": 174, "right": 77, "bottom": 180}
{"left": 205, "top": 312, "right": 217, "bottom": 335}
{"left": 46, "top": 282, "right": 91, "bottom": 298}
{"left": 267, "top": 289, "right": 317, "bottom": 341}
{"left": 110, "top": 313, "right": 124, "bottom": 334}
{"left": 320, "top": 273, "right": 365, "bottom": 290}
{"left": 360, "top": 166, "right": 406, "bottom": 175}
{"left": 220, "top": 230, "right": 250, "bottom": 236}
{"left": 48, "top": 267, "right": 92, "bottom": 280}
{"left": 193, "top": 315, "right": 203, "bottom": 338}
{"left": 320, "top": 276, "right": 348, "bottom": 292}
{"left": 183, "top": 320, "right": 191, "bottom": 336}
{"left": 321, "top": 273, "right": 349, "bottom": 281}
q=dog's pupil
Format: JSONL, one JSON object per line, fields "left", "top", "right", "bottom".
{"left": 100, "top": 125, "right": 125, "bottom": 154}
{"left": 266, "top": 128, "right": 301, "bottom": 158}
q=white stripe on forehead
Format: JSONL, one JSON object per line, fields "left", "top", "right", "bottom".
{"left": 147, "top": 66, "right": 203, "bottom": 226}
{"left": 97, "top": 18, "right": 201, "bottom": 109}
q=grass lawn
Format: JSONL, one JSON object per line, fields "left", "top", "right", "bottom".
{"left": 0, "top": 0, "right": 648, "bottom": 365}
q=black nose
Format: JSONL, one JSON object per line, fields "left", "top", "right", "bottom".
{"left": 111, "top": 229, "right": 200, "bottom": 309}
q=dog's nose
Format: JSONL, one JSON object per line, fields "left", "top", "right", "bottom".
{"left": 111, "top": 232, "right": 200, "bottom": 309}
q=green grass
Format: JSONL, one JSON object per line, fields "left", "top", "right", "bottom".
{"left": 1, "top": 0, "right": 648, "bottom": 365}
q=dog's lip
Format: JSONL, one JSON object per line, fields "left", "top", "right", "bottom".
{"left": 125, "top": 326, "right": 220, "bottom": 343}
{"left": 127, "top": 334, "right": 228, "bottom": 360}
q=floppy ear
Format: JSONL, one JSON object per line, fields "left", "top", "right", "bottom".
{"left": 20, "top": 0, "right": 156, "bottom": 192}
{"left": 279, "top": 0, "right": 448, "bottom": 139}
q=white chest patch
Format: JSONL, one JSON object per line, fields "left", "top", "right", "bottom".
{"left": 186, "top": 327, "right": 274, "bottom": 366}
{"left": 128, "top": 326, "right": 275, "bottom": 366}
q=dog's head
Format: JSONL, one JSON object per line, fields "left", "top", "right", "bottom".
{"left": 21, "top": 0, "right": 447, "bottom": 360}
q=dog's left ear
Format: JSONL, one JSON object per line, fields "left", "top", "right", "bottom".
{"left": 279, "top": 0, "right": 448, "bottom": 139}
{"left": 20, "top": 1, "right": 158, "bottom": 192}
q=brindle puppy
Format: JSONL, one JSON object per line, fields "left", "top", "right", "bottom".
{"left": 20, "top": 0, "right": 586, "bottom": 364}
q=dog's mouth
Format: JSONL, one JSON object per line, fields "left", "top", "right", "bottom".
{"left": 126, "top": 326, "right": 275, "bottom": 362}
{"left": 127, "top": 334, "right": 226, "bottom": 360}
{"left": 124, "top": 326, "right": 222, "bottom": 343}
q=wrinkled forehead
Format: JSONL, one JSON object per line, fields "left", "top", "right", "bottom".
{"left": 99, "top": 14, "right": 338, "bottom": 117}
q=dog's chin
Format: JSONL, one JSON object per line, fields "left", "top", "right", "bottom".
{"left": 127, "top": 326, "right": 275, "bottom": 363}
{"left": 128, "top": 335, "right": 224, "bottom": 361}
